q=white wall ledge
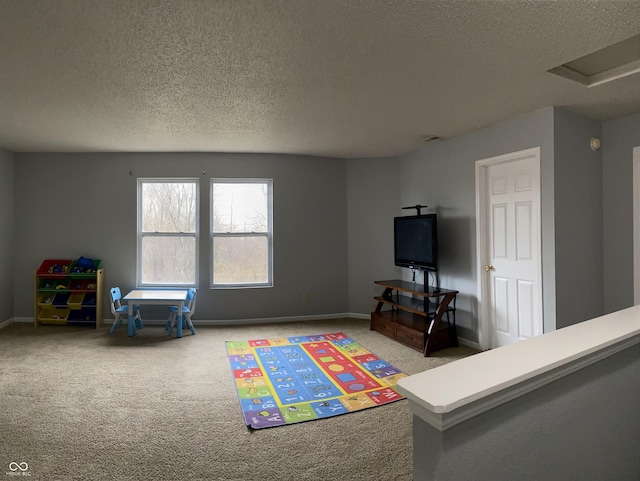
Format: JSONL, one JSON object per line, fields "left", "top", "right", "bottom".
{"left": 396, "top": 305, "right": 640, "bottom": 431}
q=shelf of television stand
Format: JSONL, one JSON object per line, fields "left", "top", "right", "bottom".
{"left": 370, "top": 279, "right": 458, "bottom": 357}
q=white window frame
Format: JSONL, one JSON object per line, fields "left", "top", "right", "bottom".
{"left": 137, "top": 178, "right": 200, "bottom": 287}
{"left": 210, "top": 178, "right": 274, "bottom": 289}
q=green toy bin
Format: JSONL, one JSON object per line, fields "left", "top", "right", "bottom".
{"left": 38, "top": 278, "right": 68, "bottom": 292}
{"left": 69, "top": 258, "right": 102, "bottom": 278}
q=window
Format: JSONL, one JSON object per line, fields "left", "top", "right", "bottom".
{"left": 137, "top": 179, "right": 199, "bottom": 286}
{"left": 211, "top": 179, "right": 273, "bottom": 288}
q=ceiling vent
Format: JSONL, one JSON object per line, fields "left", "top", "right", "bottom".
{"left": 548, "top": 33, "right": 640, "bottom": 87}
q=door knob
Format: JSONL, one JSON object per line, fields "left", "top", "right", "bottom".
{"left": 485, "top": 265, "right": 495, "bottom": 272}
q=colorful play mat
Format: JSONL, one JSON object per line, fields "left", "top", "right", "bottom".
{"left": 225, "top": 332, "right": 407, "bottom": 429}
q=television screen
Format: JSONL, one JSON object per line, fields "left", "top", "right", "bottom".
{"left": 394, "top": 214, "right": 438, "bottom": 271}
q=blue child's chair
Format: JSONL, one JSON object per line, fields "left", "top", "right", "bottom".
{"left": 167, "top": 288, "right": 197, "bottom": 336}
{"left": 109, "top": 287, "right": 143, "bottom": 334}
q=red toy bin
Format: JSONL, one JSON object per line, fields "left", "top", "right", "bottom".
{"left": 37, "top": 259, "right": 73, "bottom": 277}
{"left": 68, "top": 279, "right": 87, "bottom": 291}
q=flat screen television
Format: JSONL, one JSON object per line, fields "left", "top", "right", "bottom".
{"left": 394, "top": 214, "right": 438, "bottom": 271}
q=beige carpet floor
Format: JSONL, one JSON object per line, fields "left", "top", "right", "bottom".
{"left": 1, "top": 318, "right": 477, "bottom": 481}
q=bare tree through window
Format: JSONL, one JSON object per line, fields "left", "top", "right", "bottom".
{"left": 211, "top": 180, "right": 272, "bottom": 287}
{"left": 138, "top": 180, "right": 199, "bottom": 285}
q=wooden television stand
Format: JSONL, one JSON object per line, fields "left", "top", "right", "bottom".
{"left": 370, "top": 279, "right": 458, "bottom": 357}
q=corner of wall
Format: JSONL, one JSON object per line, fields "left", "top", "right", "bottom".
{"left": 0, "top": 147, "right": 16, "bottom": 322}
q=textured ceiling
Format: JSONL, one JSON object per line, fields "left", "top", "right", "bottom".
{"left": 1, "top": 0, "right": 639, "bottom": 158}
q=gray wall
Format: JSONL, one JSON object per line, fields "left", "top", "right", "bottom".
{"left": 412, "top": 344, "right": 640, "bottom": 481}
{"left": 346, "top": 157, "right": 402, "bottom": 315}
{"left": 345, "top": 107, "right": 633, "bottom": 343}
{"left": 553, "top": 109, "right": 604, "bottom": 327}
{"left": 13, "top": 152, "right": 349, "bottom": 321}
{"left": 4, "top": 108, "right": 639, "bottom": 330}
{"left": 0, "top": 148, "right": 15, "bottom": 322}
{"left": 395, "top": 108, "right": 556, "bottom": 343}
{"left": 602, "top": 112, "right": 640, "bottom": 313}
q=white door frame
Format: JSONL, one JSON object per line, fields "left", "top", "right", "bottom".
{"left": 633, "top": 146, "right": 640, "bottom": 306}
{"left": 475, "top": 147, "right": 543, "bottom": 351}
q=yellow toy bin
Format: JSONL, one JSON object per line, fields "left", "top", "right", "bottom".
{"left": 37, "top": 293, "right": 55, "bottom": 307}
{"left": 38, "top": 307, "right": 70, "bottom": 324}
{"left": 67, "top": 293, "right": 86, "bottom": 309}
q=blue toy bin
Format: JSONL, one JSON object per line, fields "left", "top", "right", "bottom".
{"left": 67, "top": 307, "right": 95, "bottom": 323}
{"left": 82, "top": 292, "right": 97, "bottom": 306}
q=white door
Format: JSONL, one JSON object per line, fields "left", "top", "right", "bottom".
{"left": 476, "top": 147, "right": 543, "bottom": 349}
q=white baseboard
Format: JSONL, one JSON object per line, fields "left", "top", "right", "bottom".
{"left": 2, "top": 313, "right": 368, "bottom": 328}
{"left": 0, "top": 318, "right": 15, "bottom": 329}
{"left": 1, "top": 317, "right": 33, "bottom": 328}
{"left": 2, "top": 313, "right": 479, "bottom": 350}
{"left": 111, "top": 312, "right": 368, "bottom": 326}
{"left": 458, "top": 338, "right": 482, "bottom": 351}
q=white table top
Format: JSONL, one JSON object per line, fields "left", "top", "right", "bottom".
{"left": 123, "top": 289, "right": 188, "bottom": 302}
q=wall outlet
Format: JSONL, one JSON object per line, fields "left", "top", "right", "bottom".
{"left": 303, "top": 292, "right": 311, "bottom": 302}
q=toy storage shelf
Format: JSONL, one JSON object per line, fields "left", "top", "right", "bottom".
{"left": 34, "top": 258, "right": 103, "bottom": 329}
